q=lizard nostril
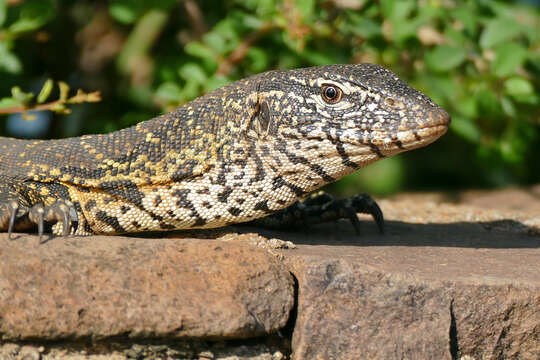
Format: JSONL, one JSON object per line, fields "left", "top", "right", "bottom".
{"left": 385, "top": 97, "right": 396, "bottom": 107}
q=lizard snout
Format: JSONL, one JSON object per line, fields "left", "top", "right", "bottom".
{"left": 429, "top": 106, "right": 451, "bottom": 128}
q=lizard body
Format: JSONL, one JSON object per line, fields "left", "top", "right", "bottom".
{"left": 0, "top": 64, "right": 450, "bottom": 236}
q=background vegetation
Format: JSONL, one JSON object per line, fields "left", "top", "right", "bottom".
{"left": 1, "top": 0, "right": 539, "bottom": 195}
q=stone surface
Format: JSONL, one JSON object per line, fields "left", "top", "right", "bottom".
{"left": 0, "top": 339, "right": 287, "bottom": 360}
{"left": 264, "top": 189, "right": 540, "bottom": 360}
{"left": 0, "top": 187, "right": 539, "bottom": 360}
{"left": 0, "top": 236, "right": 294, "bottom": 341}
{"left": 284, "top": 251, "right": 539, "bottom": 360}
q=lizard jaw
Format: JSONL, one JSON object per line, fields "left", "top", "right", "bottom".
{"left": 394, "top": 106, "right": 451, "bottom": 152}
{"left": 374, "top": 106, "right": 451, "bottom": 155}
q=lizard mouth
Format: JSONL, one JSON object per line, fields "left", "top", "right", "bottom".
{"left": 394, "top": 123, "right": 449, "bottom": 151}
{"left": 369, "top": 108, "right": 451, "bottom": 155}
{"left": 396, "top": 107, "right": 451, "bottom": 151}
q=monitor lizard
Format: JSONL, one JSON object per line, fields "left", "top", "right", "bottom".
{"left": 0, "top": 64, "right": 450, "bottom": 241}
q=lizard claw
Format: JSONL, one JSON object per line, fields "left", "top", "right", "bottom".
{"left": 350, "top": 194, "right": 385, "bottom": 234}
{"left": 28, "top": 204, "right": 45, "bottom": 243}
{"left": 68, "top": 202, "right": 79, "bottom": 235}
{"left": 7, "top": 201, "right": 22, "bottom": 240}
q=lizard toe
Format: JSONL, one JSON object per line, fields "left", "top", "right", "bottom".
{"left": 314, "top": 193, "right": 385, "bottom": 235}
{"left": 26, "top": 200, "right": 79, "bottom": 243}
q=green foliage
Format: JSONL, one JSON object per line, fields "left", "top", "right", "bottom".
{"left": 0, "top": 0, "right": 539, "bottom": 192}
{"left": 109, "top": 0, "right": 176, "bottom": 24}
{"left": 0, "top": 0, "right": 54, "bottom": 73}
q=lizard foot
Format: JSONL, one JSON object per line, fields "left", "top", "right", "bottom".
{"left": 251, "top": 192, "right": 384, "bottom": 235}
{"left": 1, "top": 199, "right": 78, "bottom": 243}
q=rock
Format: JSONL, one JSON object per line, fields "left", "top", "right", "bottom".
{"left": 452, "top": 285, "right": 539, "bottom": 359}
{"left": 0, "top": 187, "right": 539, "bottom": 359}
{"left": 290, "top": 259, "right": 453, "bottom": 359}
{"left": 272, "top": 194, "right": 540, "bottom": 360}
{"left": 0, "top": 236, "right": 294, "bottom": 341}
{"left": 18, "top": 346, "right": 42, "bottom": 360}
{"left": 0, "top": 338, "right": 287, "bottom": 360}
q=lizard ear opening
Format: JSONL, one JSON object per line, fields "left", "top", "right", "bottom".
{"left": 246, "top": 99, "right": 273, "bottom": 140}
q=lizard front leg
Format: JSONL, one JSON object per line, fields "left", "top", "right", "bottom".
{"left": 0, "top": 177, "right": 81, "bottom": 242}
{"left": 250, "top": 192, "right": 385, "bottom": 235}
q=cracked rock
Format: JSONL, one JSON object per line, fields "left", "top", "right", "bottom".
{"left": 0, "top": 236, "right": 294, "bottom": 341}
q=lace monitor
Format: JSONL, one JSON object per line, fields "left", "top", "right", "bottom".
{"left": 0, "top": 64, "right": 450, "bottom": 240}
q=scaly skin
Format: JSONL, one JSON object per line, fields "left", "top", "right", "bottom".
{"left": 0, "top": 64, "right": 450, "bottom": 236}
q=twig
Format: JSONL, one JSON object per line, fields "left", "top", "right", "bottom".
{"left": 0, "top": 91, "right": 101, "bottom": 115}
{"left": 183, "top": 0, "right": 207, "bottom": 39}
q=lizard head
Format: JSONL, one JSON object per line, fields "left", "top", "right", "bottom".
{"left": 248, "top": 63, "right": 450, "bottom": 174}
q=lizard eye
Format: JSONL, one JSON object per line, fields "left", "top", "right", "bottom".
{"left": 321, "top": 84, "right": 343, "bottom": 104}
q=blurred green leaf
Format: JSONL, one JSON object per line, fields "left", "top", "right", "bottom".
{"left": 203, "top": 75, "right": 230, "bottom": 93}
{"left": 300, "top": 49, "right": 335, "bottom": 66}
{"left": 116, "top": 8, "right": 168, "bottom": 76}
{"left": 9, "top": 0, "right": 54, "bottom": 34}
{"left": 476, "top": 89, "right": 501, "bottom": 117}
{"left": 514, "top": 94, "right": 539, "bottom": 105}
{"left": 345, "top": 13, "right": 381, "bottom": 39}
{"left": 0, "top": 0, "right": 7, "bottom": 27}
{"left": 453, "top": 96, "right": 478, "bottom": 119}
{"left": 492, "top": 43, "right": 528, "bottom": 77}
{"left": 504, "top": 77, "right": 533, "bottom": 96}
{"left": 390, "top": 0, "right": 415, "bottom": 21}
{"left": 203, "top": 19, "right": 240, "bottom": 55}
{"left": 499, "top": 139, "right": 521, "bottom": 163}
{"left": 109, "top": 0, "right": 175, "bottom": 24}
{"left": 58, "top": 81, "right": 70, "bottom": 102}
{"left": 109, "top": 1, "right": 141, "bottom": 24}
{"left": 180, "top": 81, "right": 199, "bottom": 101}
{"left": 246, "top": 47, "right": 269, "bottom": 72}
{"left": 498, "top": 122, "right": 534, "bottom": 164}
{"left": 184, "top": 42, "right": 218, "bottom": 70}
{"left": 178, "top": 63, "right": 207, "bottom": 84}
{"left": 479, "top": 17, "right": 521, "bottom": 49}
{"left": 392, "top": 18, "right": 423, "bottom": 43}
{"left": 380, "top": 0, "right": 395, "bottom": 19}
{"left": 417, "top": 74, "right": 458, "bottom": 105}
{"left": 0, "top": 97, "right": 20, "bottom": 109}
{"left": 0, "top": 42, "right": 22, "bottom": 74}
{"left": 450, "top": 116, "right": 482, "bottom": 143}
{"left": 296, "top": 0, "right": 315, "bottom": 23}
{"left": 155, "top": 82, "right": 182, "bottom": 103}
{"left": 241, "top": 14, "right": 265, "bottom": 29}
{"left": 444, "top": 27, "right": 468, "bottom": 47}
{"left": 425, "top": 46, "right": 466, "bottom": 72}
{"left": 334, "top": 157, "right": 405, "bottom": 195}
{"left": 500, "top": 96, "right": 517, "bottom": 118}
{"left": 452, "top": 6, "right": 477, "bottom": 35}
{"left": 240, "top": 0, "right": 278, "bottom": 18}
{"left": 37, "top": 79, "right": 54, "bottom": 104}
{"left": 11, "top": 86, "right": 33, "bottom": 104}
